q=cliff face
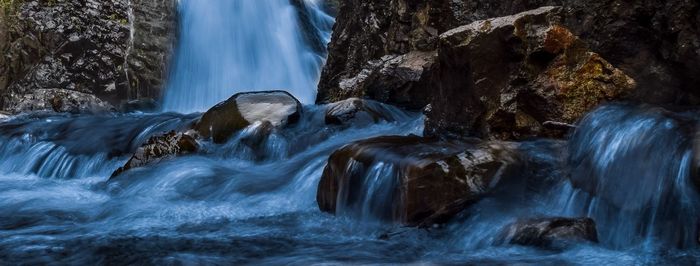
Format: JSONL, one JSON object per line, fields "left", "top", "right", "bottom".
{"left": 0, "top": 0, "right": 177, "bottom": 113}
{"left": 318, "top": 0, "right": 700, "bottom": 138}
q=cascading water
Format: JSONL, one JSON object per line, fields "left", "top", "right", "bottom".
{"left": 162, "top": 0, "right": 333, "bottom": 113}
{"left": 2, "top": 0, "right": 700, "bottom": 264}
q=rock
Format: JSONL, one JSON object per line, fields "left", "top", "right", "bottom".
{"left": 500, "top": 217, "right": 598, "bottom": 248}
{"left": 0, "top": 0, "right": 177, "bottom": 111}
{"left": 322, "top": 51, "right": 437, "bottom": 109}
{"left": 319, "top": 0, "right": 700, "bottom": 108}
{"left": 125, "top": 0, "right": 179, "bottom": 100}
{"left": 425, "top": 7, "right": 635, "bottom": 140}
{"left": 111, "top": 131, "right": 199, "bottom": 178}
{"left": 316, "top": 1, "right": 445, "bottom": 109}
{"left": 2, "top": 89, "right": 114, "bottom": 114}
{"left": 324, "top": 98, "right": 410, "bottom": 126}
{"left": 193, "top": 91, "right": 302, "bottom": 144}
{"left": 317, "top": 135, "right": 521, "bottom": 226}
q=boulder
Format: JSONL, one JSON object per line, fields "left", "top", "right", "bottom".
{"left": 317, "top": 135, "right": 521, "bottom": 226}
{"left": 193, "top": 91, "right": 302, "bottom": 144}
{"left": 324, "top": 98, "right": 410, "bottom": 126}
{"left": 425, "top": 7, "right": 635, "bottom": 140}
{"left": 111, "top": 131, "right": 199, "bottom": 178}
{"left": 2, "top": 89, "right": 114, "bottom": 114}
{"left": 500, "top": 217, "right": 598, "bottom": 248}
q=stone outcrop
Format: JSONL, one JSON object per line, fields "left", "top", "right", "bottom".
{"left": 426, "top": 7, "right": 635, "bottom": 140}
{"left": 316, "top": 1, "right": 446, "bottom": 109}
{"left": 193, "top": 91, "right": 302, "bottom": 144}
{"left": 318, "top": 0, "right": 700, "bottom": 108}
{"left": 499, "top": 217, "right": 598, "bottom": 248}
{"left": 111, "top": 130, "right": 199, "bottom": 178}
{"left": 3, "top": 88, "right": 113, "bottom": 114}
{"left": 317, "top": 135, "right": 521, "bottom": 226}
{"left": 0, "top": 0, "right": 177, "bottom": 113}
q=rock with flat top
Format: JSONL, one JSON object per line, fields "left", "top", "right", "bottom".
{"left": 193, "top": 91, "right": 302, "bottom": 143}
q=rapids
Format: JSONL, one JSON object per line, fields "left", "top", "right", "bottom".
{"left": 1, "top": 0, "right": 699, "bottom": 264}
{"left": 0, "top": 104, "right": 699, "bottom": 264}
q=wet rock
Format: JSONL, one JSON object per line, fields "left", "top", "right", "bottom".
{"left": 317, "top": 135, "right": 521, "bottom": 226}
{"left": 0, "top": 0, "right": 177, "bottom": 111}
{"left": 322, "top": 51, "right": 437, "bottom": 109}
{"left": 324, "top": 98, "right": 409, "bottom": 126}
{"left": 500, "top": 217, "right": 598, "bottom": 248}
{"left": 111, "top": 131, "right": 199, "bottom": 178}
{"left": 193, "top": 91, "right": 302, "bottom": 144}
{"left": 2, "top": 89, "right": 114, "bottom": 114}
{"left": 125, "top": 0, "right": 179, "bottom": 100}
{"left": 425, "top": 7, "right": 635, "bottom": 140}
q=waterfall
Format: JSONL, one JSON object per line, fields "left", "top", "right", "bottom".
{"left": 162, "top": 0, "right": 334, "bottom": 113}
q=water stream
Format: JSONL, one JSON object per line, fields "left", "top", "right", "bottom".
{"left": 1, "top": 0, "right": 699, "bottom": 264}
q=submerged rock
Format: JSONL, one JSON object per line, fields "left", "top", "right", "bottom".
{"left": 324, "top": 98, "right": 409, "bottom": 126}
{"left": 111, "top": 131, "right": 199, "bottom": 178}
{"left": 193, "top": 91, "right": 302, "bottom": 144}
{"left": 426, "top": 7, "right": 635, "bottom": 140}
{"left": 3, "top": 89, "right": 114, "bottom": 114}
{"left": 500, "top": 217, "right": 598, "bottom": 248}
{"left": 317, "top": 136, "right": 521, "bottom": 226}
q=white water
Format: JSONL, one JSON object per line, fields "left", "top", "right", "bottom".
{"left": 162, "top": 0, "right": 333, "bottom": 113}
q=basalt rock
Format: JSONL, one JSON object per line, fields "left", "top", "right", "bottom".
{"left": 0, "top": 0, "right": 177, "bottom": 112}
{"left": 111, "top": 130, "right": 199, "bottom": 178}
{"left": 500, "top": 217, "right": 598, "bottom": 248}
{"left": 425, "top": 7, "right": 635, "bottom": 140}
{"left": 324, "top": 98, "right": 410, "bottom": 126}
{"left": 193, "top": 91, "right": 302, "bottom": 144}
{"left": 317, "top": 135, "right": 521, "bottom": 226}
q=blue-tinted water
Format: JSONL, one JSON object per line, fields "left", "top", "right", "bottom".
{"left": 162, "top": 0, "right": 333, "bottom": 113}
{"left": 0, "top": 104, "right": 699, "bottom": 265}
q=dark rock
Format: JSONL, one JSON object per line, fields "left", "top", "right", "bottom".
{"left": 193, "top": 91, "right": 302, "bottom": 144}
{"left": 111, "top": 130, "right": 199, "bottom": 178}
{"left": 425, "top": 7, "right": 635, "bottom": 140}
{"left": 3, "top": 88, "right": 114, "bottom": 114}
{"left": 319, "top": 0, "right": 700, "bottom": 109}
{"left": 125, "top": 0, "right": 179, "bottom": 100}
{"left": 316, "top": 1, "right": 445, "bottom": 108}
{"left": 324, "top": 98, "right": 409, "bottom": 126}
{"left": 0, "top": 0, "right": 177, "bottom": 112}
{"left": 325, "top": 51, "right": 437, "bottom": 109}
{"left": 500, "top": 217, "right": 598, "bottom": 248}
{"left": 317, "top": 135, "right": 521, "bottom": 226}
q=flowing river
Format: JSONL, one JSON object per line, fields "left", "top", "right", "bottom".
{"left": 0, "top": 0, "right": 699, "bottom": 265}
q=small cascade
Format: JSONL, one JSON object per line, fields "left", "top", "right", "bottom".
{"left": 558, "top": 104, "right": 700, "bottom": 249}
{"left": 162, "top": 0, "right": 334, "bottom": 113}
